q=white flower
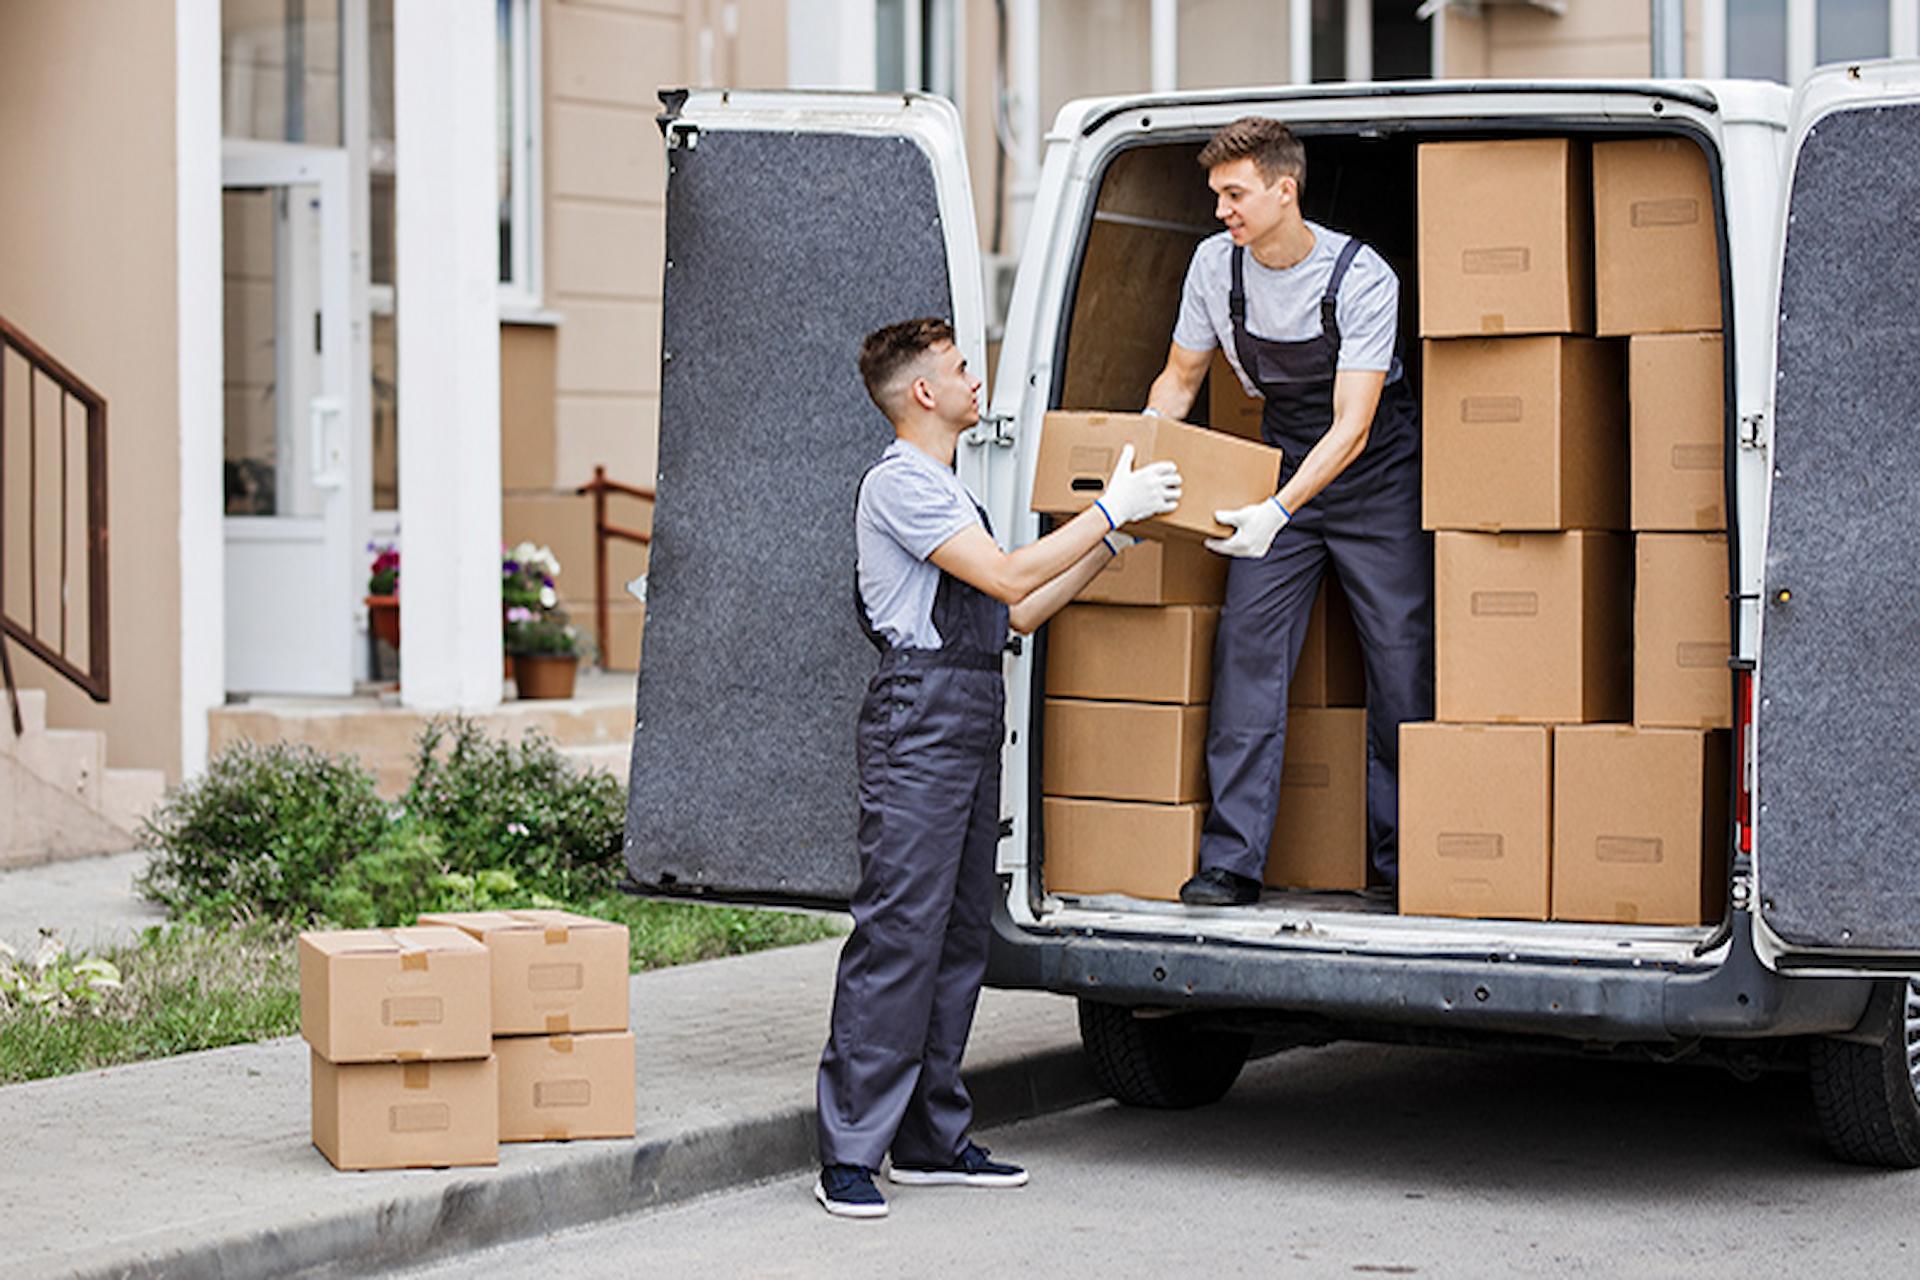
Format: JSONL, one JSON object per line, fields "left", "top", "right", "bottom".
{"left": 539, "top": 586, "right": 557, "bottom": 608}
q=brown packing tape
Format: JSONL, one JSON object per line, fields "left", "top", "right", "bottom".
{"left": 543, "top": 926, "right": 570, "bottom": 945}
{"left": 400, "top": 952, "right": 429, "bottom": 972}
{"left": 1479, "top": 315, "right": 1506, "bottom": 333}
{"left": 549, "top": 1034, "right": 575, "bottom": 1053}
{"left": 545, "top": 1013, "right": 572, "bottom": 1034}
{"left": 402, "top": 1062, "right": 432, "bottom": 1089}
{"left": 396, "top": 1050, "right": 424, "bottom": 1062}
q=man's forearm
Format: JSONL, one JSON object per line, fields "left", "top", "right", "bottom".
{"left": 1008, "top": 542, "right": 1111, "bottom": 634}
{"left": 1274, "top": 411, "right": 1371, "bottom": 514}
{"left": 1145, "top": 367, "right": 1201, "bottom": 419}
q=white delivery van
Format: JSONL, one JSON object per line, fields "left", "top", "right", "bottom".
{"left": 627, "top": 66, "right": 1920, "bottom": 1166}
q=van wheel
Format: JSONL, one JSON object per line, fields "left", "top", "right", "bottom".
{"left": 1808, "top": 978, "right": 1920, "bottom": 1168}
{"left": 1076, "top": 999, "right": 1250, "bottom": 1110}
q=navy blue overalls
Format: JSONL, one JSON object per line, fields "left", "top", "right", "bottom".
{"left": 1200, "top": 239, "right": 1434, "bottom": 885}
{"left": 817, "top": 485, "right": 1009, "bottom": 1171}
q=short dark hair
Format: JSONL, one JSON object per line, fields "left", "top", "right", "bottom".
{"left": 858, "top": 316, "right": 954, "bottom": 413}
{"left": 1198, "top": 117, "right": 1306, "bottom": 199}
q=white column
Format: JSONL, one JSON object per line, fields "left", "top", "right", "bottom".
{"left": 177, "top": 0, "right": 223, "bottom": 776}
{"left": 1787, "top": 0, "right": 1816, "bottom": 83}
{"left": 1151, "top": 0, "right": 1179, "bottom": 92}
{"left": 1007, "top": 0, "right": 1041, "bottom": 254}
{"left": 395, "top": 0, "right": 502, "bottom": 710}
{"left": 1701, "top": 0, "right": 1729, "bottom": 78}
{"left": 1894, "top": 0, "right": 1918, "bottom": 58}
{"left": 1289, "top": 0, "right": 1313, "bottom": 84}
{"left": 787, "top": 0, "right": 876, "bottom": 88}
{"left": 1430, "top": 4, "right": 1448, "bottom": 79}
{"left": 1346, "top": 0, "right": 1372, "bottom": 81}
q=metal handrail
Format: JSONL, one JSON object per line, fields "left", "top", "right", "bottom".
{"left": 575, "top": 464, "right": 653, "bottom": 668}
{"left": 0, "top": 314, "right": 111, "bottom": 735}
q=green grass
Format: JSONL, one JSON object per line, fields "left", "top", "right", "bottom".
{"left": 0, "top": 901, "right": 844, "bottom": 1086}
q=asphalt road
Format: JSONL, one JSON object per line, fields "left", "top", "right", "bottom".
{"left": 391, "top": 1039, "right": 1919, "bottom": 1279}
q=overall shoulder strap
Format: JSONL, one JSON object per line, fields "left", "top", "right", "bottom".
{"left": 1320, "top": 238, "right": 1365, "bottom": 339}
{"left": 851, "top": 466, "right": 889, "bottom": 653}
{"left": 1228, "top": 245, "right": 1248, "bottom": 325}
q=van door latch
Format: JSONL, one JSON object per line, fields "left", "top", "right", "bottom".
{"left": 966, "top": 414, "right": 1015, "bottom": 448}
{"left": 1738, "top": 412, "right": 1766, "bottom": 450}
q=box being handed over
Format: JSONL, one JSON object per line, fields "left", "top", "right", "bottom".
{"left": 416, "top": 909, "right": 630, "bottom": 1036}
{"left": 1031, "top": 411, "right": 1283, "bottom": 541}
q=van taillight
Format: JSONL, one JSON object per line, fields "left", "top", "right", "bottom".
{"left": 1735, "top": 668, "right": 1754, "bottom": 855}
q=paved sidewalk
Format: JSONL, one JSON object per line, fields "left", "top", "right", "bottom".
{"left": 0, "top": 849, "right": 164, "bottom": 955}
{"left": 3, "top": 937, "right": 1095, "bottom": 1280}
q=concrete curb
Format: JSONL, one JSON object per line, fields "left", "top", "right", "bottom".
{"left": 62, "top": 1046, "right": 1100, "bottom": 1280}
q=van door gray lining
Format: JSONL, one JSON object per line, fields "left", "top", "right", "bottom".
{"left": 624, "top": 129, "right": 955, "bottom": 906}
{"left": 1759, "top": 101, "right": 1920, "bottom": 952}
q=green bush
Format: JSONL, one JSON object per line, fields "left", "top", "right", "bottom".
{"left": 137, "top": 741, "right": 391, "bottom": 925}
{"left": 314, "top": 818, "right": 449, "bottom": 929}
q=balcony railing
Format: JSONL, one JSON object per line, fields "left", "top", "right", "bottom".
{"left": 576, "top": 465, "right": 652, "bottom": 668}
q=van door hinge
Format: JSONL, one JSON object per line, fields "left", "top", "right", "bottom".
{"left": 665, "top": 122, "right": 699, "bottom": 151}
{"left": 1738, "top": 411, "right": 1766, "bottom": 450}
{"left": 965, "top": 414, "right": 1015, "bottom": 448}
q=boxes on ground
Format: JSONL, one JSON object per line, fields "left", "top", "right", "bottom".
{"left": 495, "top": 1031, "right": 637, "bottom": 1143}
{"left": 1046, "top": 604, "right": 1218, "bottom": 704}
{"left": 310, "top": 1052, "right": 499, "bottom": 1171}
{"left": 1552, "top": 725, "right": 1730, "bottom": 925}
{"left": 1263, "top": 707, "right": 1368, "bottom": 891}
{"left": 1031, "top": 411, "right": 1283, "bottom": 541}
{"left": 1435, "top": 531, "right": 1630, "bottom": 723}
{"left": 1042, "top": 797, "right": 1202, "bottom": 902}
{"left": 1042, "top": 699, "right": 1208, "bottom": 804}
{"left": 1079, "top": 536, "right": 1227, "bottom": 606}
{"left": 1417, "top": 138, "right": 1592, "bottom": 337}
{"left": 1594, "top": 138, "right": 1722, "bottom": 336}
{"left": 298, "top": 927, "right": 492, "bottom": 1063}
{"left": 1636, "top": 534, "right": 1731, "bottom": 729}
{"left": 1421, "top": 336, "right": 1626, "bottom": 531}
{"left": 1292, "top": 576, "right": 1366, "bottom": 708}
{"left": 1630, "top": 332, "right": 1725, "bottom": 531}
{"left": 417, "top": 909, "right": 630, "bottom": 1036}
{"left": 1207, "top": 350, "right": 1265, "bottom": 441}
{"left": 1399, "top": 723, "right": 1552, "bottom": 921}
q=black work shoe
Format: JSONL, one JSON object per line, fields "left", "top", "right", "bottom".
{"left": 1179, "top": 867, "right": 1262, "bottom": 906}
{"left": 889, "top": 1141, "right": 1029, "bottom": 1187}
{"left": 815, "top": 1164, "right": 888, "bottom": 1218}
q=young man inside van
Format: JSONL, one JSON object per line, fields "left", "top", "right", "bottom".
{"left": 1142, "top": 117, "right": 1433, "bottom": 908}
{"left": 815, "top": 317, "right": 1182, "bottom": 1217}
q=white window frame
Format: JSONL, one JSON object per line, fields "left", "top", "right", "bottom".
{"left": 876, "top": 0, "right": 961, "bottom": 105}
{"left": 1286, "top": 0, "right": 1441, "bottom": 86}
{"left": 1708, "top": 0, "right": 1919, "bottom": 84}
{"left": 498, "top": 0, "right": 544, "bottom": 318}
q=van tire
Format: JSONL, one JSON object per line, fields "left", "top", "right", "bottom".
{"left": 1076, "top": 999, "right": 1250, "bottom": 1110}
{"left": 1808, "top": 979, "right": 1920, "bottom": 1169}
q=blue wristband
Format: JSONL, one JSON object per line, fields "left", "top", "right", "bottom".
{"left": 1092, "top": 498, "right": 1117, "bottom": 531}
{"left": 1269, "top": 495, "right": 1292, "bottom": 521}
{"left": 1102, "top": 534, "right": 1121, "bottom": 557}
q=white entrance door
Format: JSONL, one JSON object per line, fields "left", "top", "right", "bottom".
{"left": 221, "top": 141, "right": 353, "bottom": 696}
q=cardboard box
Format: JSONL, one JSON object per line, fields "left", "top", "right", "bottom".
{"left": 1630, "top": 332, "right": 1725, "bottom": 531}
{"left": 1031, "top": 411, "right": 1284, "bottom": 541}
{"left": 1207, "top": 349, "right": 1265, "bottom": 441}
{"left": 1042, "top": 797, "right": 1203, "bottom": 902}
{"left": 1263, "top": 707, "right": 1368, "bottom": 891}
{"left": 416, "top": 910, "right": 630, "bottom": 1036}
{"left": 1045, "top": 605, "right": 1219, "bottom": 704}
{"left": 1291, "top": 576, "right": 1367, "bottom": 709}
{"left": 310, "top": 1051, "right": 498, "bottom": 1171}
{"left": 1421, "top": 336, "right": 1627, "bottom": 531}
{"left": 1435, "top": 531, "right": 1631, "bottom": 724}
{"left": 1399, "top": 722, "right": 1553, "bottom": 921}
{"left": 1551, "top": 725, "right": 1730, "bottom": 925}
{"left": 298, "top": 927, "right": 492, "bottom": 1064}
{"left": 1079, "top": 535, "right": 1228, "bottom": 606}
{"left": 1635, "top": 534, "right": 1731, "bottom": 729}
{"left": 1043, "top": 699, "right": 1209, "bottom": 804}
{"left": 1417, "top": 138, "right": 1593, "bottom": 337}
{"left": 495, "top": 1031, "right": 637, "bottom": 1143}
{"left": 1594, "top": 138, "right": 1723, "bottom": 336}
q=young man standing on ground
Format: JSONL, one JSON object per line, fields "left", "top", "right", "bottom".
{"left": 1143, "top": 117, "right": 1432, "bottom": 908}
{"left": 815, "top": 317, "right": 1181, "bottom": 1217}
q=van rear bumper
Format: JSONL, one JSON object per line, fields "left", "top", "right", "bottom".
{"left": 986, "top": 903, "right": 1872, "bottom": 1043}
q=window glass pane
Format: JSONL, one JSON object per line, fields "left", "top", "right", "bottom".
{"left": 222, "top": 0, "right": 344, "bottom": 145}
{"left": 1311, "top": 0, "right": 1346, "bottom": 82}
{"left": 223, "top": 188, "right": 282, "bottom": 515}
{"left": 1818, "top": 0, "right": 1890, "bottom": 63}
{"left": 876, "top": 0, "right": 908, "bottom": 91}
{"left": 371, "top": 311, "right": 399, "bottom": 513}
{"left": 1372, "top": 0, "right": 1430, "bottom": 79}
{"left": 498, "top": 0, "right": 516, "bottom": 285}
{"left": 1727, "top": 0, "right": 1789, "bottom": 82}
{"left": 369, "top": 0, "right": 394, "bottom": 149}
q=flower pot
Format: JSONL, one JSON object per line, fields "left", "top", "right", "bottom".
{"left": 512, "top": 653, "right": 578, "bottom": 700}
{"left": 365, "top": 595, "right": 400, "bottom": 649}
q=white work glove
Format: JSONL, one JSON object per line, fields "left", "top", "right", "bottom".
{"left": 1093, "top": 444, "right": 1182, "bottom": 529}
{"left": 1101, "top": 531, "right": 1139, "bottom": 557}
{"left": 1205, "top": 495, "right": 1292, "bottom": 558}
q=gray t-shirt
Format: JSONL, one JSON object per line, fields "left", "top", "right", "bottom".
{"left": 1173, "top": 222, "right": 1403, "bottom": 391}
{"left": 855, "top": 440, "right": 988, "bottom": 650}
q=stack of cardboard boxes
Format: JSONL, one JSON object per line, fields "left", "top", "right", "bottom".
{"left": 1401, "top": 136, "right": 1730, "bottom": 927}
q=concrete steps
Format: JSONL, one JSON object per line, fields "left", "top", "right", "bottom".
{"left": 1, "top": 686, "right": 162, "bottom": 866}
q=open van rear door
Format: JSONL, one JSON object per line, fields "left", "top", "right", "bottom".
{"left": 1755, "top": 62, "right": 1920, "bottom": 969}
{"left": 623, "top": 91, "right": 986, "bottom": 908}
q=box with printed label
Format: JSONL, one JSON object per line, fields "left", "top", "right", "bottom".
{"left": 495, "top": 1031, "right": 637, "bottom": 1143}
{"left": 1079, "top": 536, "right": 1228, "bottom": 606}
{"left": 310, "top": 1051, "right": 498, "bottom": 1170}
{"left": 1594, "top": 138, "right": 1723, "bottom": 336}
{"left": 1435, "top": 531, "right": 1631, "bottom": 724}
{"left": 1551, "top": 725, "right": 1730, "bottom": 925}
{"left": 415, "top": 910, "right": 629, "bottom": 1036}
{"left": 1292, "top": 575, "right": 1367, "bottom": 709}
{"left": 1043, "top": 699, "right": 1209, "bottom": 804}
{"left": 1045, "top": 604, "right": 1219, "bottom": 704}
{"left": 1635, "top": 533, "right": 1731, "bottom": 729}
{"left": 1417, "top": 138, "right": 1593, "bottom": 337}
{"left": 298, "top": 927, "right": 491, "bottom": 1064}
{"left": 1263, "top": 707, "right": 1368, "bottom": 891}
{"left": 1630, "top": 332, "right": 1725, "bottom": 531}
{"left": 1042, "top": 797, "right": 1203, "bottom": 903}
{"left": 1031, "top": 411, "right": 1284, "bottom": 541}
{"left": 1207, "top": 349, "right": 1265, "bottom": 441}
{"left": 1422, "top": 336, "right": 1627, "bottom": 531}
{"left": 1399, "top": 722, "right": 1552, "bottom": 921}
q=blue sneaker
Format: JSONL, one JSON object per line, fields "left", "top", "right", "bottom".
{"left": 889, "top": 1141, "right": 1029, "bottom": 1188}
{"left": 814, "top": 1164, "right": 888, "bottom": 1218}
